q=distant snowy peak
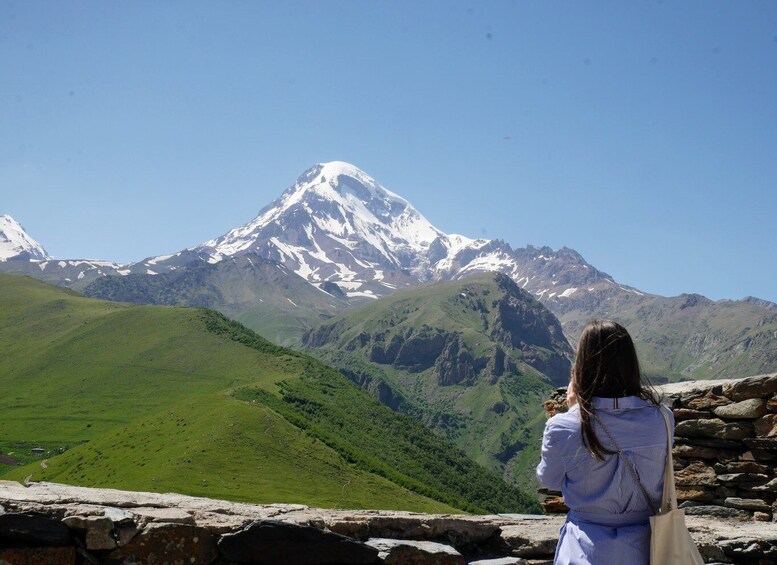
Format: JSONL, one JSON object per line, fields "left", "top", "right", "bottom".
{"left": 157, "top": 160, "right": 623, "bottom": 302}
{"left": 188, "top": 161, "right": 446, "bottom": 287}
{"left": 0, "top": 215, "right": 50, "bottom": 261}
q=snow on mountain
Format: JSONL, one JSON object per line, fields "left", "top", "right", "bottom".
{"left": 0, "top": 215, "right": 50, "bottom": 261}
{"left": 153, "top": 161, "right": 447, "bottom": 299}
{"left": 200, "top": 161, "right": 442, "bottom": 262}
{"left": 1, "top": 164, "right": 627, "bottom": 307}
{"left": 137, "top": 160, "right": 623, "bottom": 303}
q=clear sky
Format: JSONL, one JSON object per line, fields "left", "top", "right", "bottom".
{"left": 2, "top": 1, "right": 776, "bottom": 302}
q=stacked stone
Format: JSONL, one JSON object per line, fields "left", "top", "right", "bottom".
{"left": 539, "top": 373, "right": 777, "bottom": 522}
{"left": 665, "top": 373, "right": 777, "bottom": 522}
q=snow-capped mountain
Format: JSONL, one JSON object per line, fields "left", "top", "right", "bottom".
{"left": 140, "top": 161, "right": 625, "bottom": 303}
{"left": 5, "top": 162, "right": 777, "bottom": 379}
{"left": 188, "top": 161, "right": 452, "bottom": 298}
{"left": 0, "top": 215, "right": 50, "bottom": 261}
{"left": 0, "top": 164, "right": 671, "bottom": 307}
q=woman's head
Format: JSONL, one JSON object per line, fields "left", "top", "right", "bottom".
{"left": 571, "top": 319, "right": 657, "bottom": 459}
{"left": 572, "top": 319, "right": 643, "bottom": 399}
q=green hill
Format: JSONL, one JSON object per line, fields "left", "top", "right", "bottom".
{"left": 0, "top": 273, "right": 539, "bottom": 513}
{"left": 301, "top": 273, "right": 573, "bottom": 492}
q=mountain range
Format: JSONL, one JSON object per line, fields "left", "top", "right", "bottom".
{"left": 3, "top": 161, "right": 776, "bottom": 382}
{"left": 4, "top": 160, "right": 777, "bottom": 494}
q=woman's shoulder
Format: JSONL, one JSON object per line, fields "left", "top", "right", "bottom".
{"left": 545, "top": 405, "right": 582, "bottom": 435}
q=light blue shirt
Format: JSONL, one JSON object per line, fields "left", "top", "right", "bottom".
{"left": 536, "top": 396, "right": 673, "bottom": 565}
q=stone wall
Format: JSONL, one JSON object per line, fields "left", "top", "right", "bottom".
{"left": 2, "top": 479, "right": 777, "bottom": 564}
{"left": 0, "top": 481, "right": 562, "bottom": 565}
{"left": 542, "top": 372, "right": 777, "bottom": 527}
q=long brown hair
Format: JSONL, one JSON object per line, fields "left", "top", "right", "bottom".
{"left": 571, "top": 319, "right": 658, "bottom": 459}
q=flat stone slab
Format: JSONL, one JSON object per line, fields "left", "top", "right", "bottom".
{"left": 366, "top": 538, "right": 465, "bottom": 564}
{"left": 714, "top": 398, "right": 768, "bottom": 420}
{"left": 500, "top": 525, "right": 560, "bottom": 558}
{"left": 130, "top": 506, "right": 196, "bottom": 524}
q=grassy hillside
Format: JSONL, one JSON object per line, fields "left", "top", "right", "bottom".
{"left": 301, "top": 273, "right": 569, "bottom": 492}
{"left": 0, "top": 274, "right": 539, "bottom": 513}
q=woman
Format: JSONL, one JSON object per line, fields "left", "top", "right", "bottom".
{"left": 536, "top": 319, "right": 673, "bottom": 565}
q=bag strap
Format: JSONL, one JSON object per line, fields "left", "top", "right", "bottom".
{"left": 592, "top": 411, "right": 659, "bottom": 515}
{"left": 657, "top": 405, "right": 678, "bottom": 513}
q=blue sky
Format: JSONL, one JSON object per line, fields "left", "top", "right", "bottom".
{"left": 2, "top": 1, "right": 776, "bottom": 302}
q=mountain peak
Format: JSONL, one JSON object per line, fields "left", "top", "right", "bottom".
{"left": 0, "top": 215, "right": 50, "bottom": 261}
{"left": 318, "top": 160, "right": 368, "bottom": 179}
{"left": 193, "top": 162, "right": 444, "bottom": 287}
{"left": 293, "top": 161, "right": 406, "bottom": 206}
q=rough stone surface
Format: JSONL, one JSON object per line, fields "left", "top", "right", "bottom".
{"left": 751, "top": 478, "right": 777, "bottom": 493}
{"left": 713, "top": 398, "right": 768, "bottom": 420}
{"left": 744, "top": 437, "right": 777, "bottom": 450}
{"left": 676, "top": 487, "right": 716, "bottom": 502}
{"left": 539, "top": 496, "right": 568, "bottom": 514}
{"left": 219, "top": 520, "right": 379, "bottom": 564}
{"left": 687, "top": 394, "right": 732, "bottom": 410}
{"left": 723, "top": 497, "right": 772, "bottom": 512}
{"left": 675, "top": 461, "right": 719, "bottom": 486}
{"left": 673, "top": 444, "right": 719, "bottom": 460}
{"left": 0, "top": 512, "right": 72, "bottom": 546}
{"left": 130, "top": 506, "right": 195, "bottom": 524}
{"left": 104, "top": 522, "right": 218, "bottom": 564}
{"left": 62, "top": 515, "right": 117, "bottom": 550}
{"left": 722, "top": 373, "right": 777, "bottom": 402}
{"left": 717, "top": 473, "right": 770, "bottom": 485}
{"left": 719, "top": 536, "right": 777, "bottom": 560}
{"left": 366, "top": 538, "right": 465, "bottom": 564}
{"left": 683, "top": 505, "right": 751, "bottom": 519}
{"left": 673, "top": 408, "right": 712, "bottom": 421}
{"left": 500, "top": 526, "right": 559, "bottom": 558}
{"left": 719, "top": 461, "right": 771, "bottom": 474}
{"left": 674, "top": 437, "right": 742, "bottom": 449}
{"left": 0, "top": 546, "right": 76, "bottom": 564}
{"left": 755, "top": 414, "right": 777, "bottom": 437}
{"left": 675, "top": 418, "right": 754, "bottom": 440}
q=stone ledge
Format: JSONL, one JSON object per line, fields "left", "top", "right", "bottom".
{"left": 2, "top": 481, "right": 777, "bottom": 563}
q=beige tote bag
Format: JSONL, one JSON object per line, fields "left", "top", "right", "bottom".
{"left": 649, "top": 406, "right": 705, "bottom": 565}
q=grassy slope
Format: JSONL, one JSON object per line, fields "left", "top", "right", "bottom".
{"left": 0, "top": 274, "right": 538, "bottom": 513}
{"left": 301, "top": 274, "right": 559, "bottom": 490}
